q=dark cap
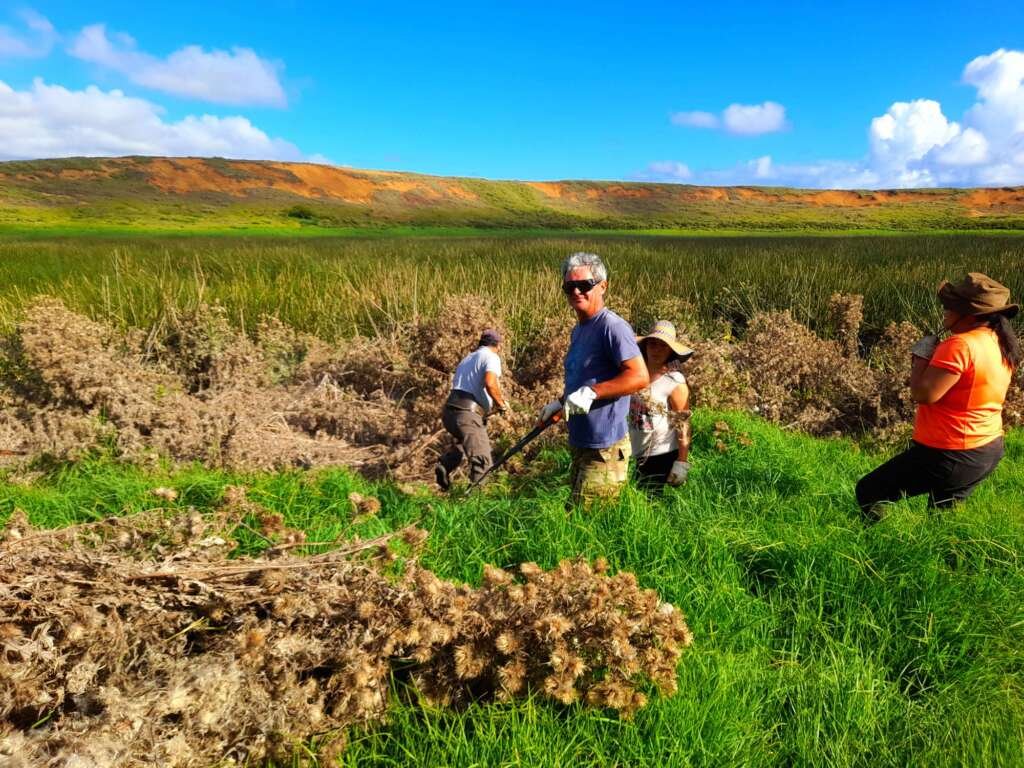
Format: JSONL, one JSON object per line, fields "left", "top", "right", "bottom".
{"left": 479, "top": 328, "right": 502, "bottom": 346}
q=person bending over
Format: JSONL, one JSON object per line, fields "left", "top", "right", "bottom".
{"left": 435, "top": 328, "right": 509, "bottom": 490}
{"left": 856, "top": 273, "right": 1020, "bottom": 520}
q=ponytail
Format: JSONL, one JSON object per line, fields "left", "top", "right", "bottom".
{"left": 987, "top": 313, "right": 1022, "bottom": 368}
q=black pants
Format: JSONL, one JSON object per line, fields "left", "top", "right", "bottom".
{"left": 855, "top": 437, "right": 1004, "bottom": 519}
{"left": 635, "top": 448, "right": 679, "bottom": 492}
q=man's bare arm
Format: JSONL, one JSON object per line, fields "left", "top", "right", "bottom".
{"left": 484, "top": 371, "right": 507, "bottom": 411}
{"left": 590, "top": 355, "right": 649, "bottom": 400}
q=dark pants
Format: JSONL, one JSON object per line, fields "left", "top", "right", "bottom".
{"left": 635, "top": 448, "right": 679, "bottom": 493}
{"left": 855, "top": 437, "right": 1005, "bottom": 519}
{"left": 437, "top": 403, "right": 492, "bottom": 483}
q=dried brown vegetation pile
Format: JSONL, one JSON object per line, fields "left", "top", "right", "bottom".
{"left": 0, "top": 297, "right": 500, "bottom": 479}
{"left": 0, "top": 293, "right": 1019, "bottom": 479}
{"left": 0, "top": 505, "right": 692, "bottom": 767}
{"left": 644, "top": 294, "right": 1021, "bottom": 439}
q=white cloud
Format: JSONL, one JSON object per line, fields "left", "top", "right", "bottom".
{"left": 749, "top": 155, "right": 773, "bottom": 179}
{"left": 677, "top": 155, "right": 876, "bottom": 189}
{"left": 927, "top": 127, "right": 988, "bottom": 167}
{"left": 648, "top": 48, "right": 1024, "bottom": 188}
{"left": 963, "top": 48, "right": 1024, "bottom": 102}
{"left": 961, "top": 49, "right": 1024, "bottom": 156}
{"left": 635, "top": 161, "right": 692, "bottom": 181}
{"left": 69, "top": 24, "right": 286, "bottom": 107}
{"left": 670, "top": 101, "right": 788, "bottom": 136}
{"left": 0, "top": 8, "right": 57, "bottom": 58}
{"left": 670, "top": 110, "right": 718, "bottom": 129}
{"left": 0, "top": 78, "right": 305, "bottom": 161}
{"left": 867, "top": 99, "right": 960, "bottom": 185}
{"left": 722, "top": 101, "right": 788, "bottom": 135}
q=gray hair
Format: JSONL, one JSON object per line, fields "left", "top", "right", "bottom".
{"left": 560, "top": 251, "right": 608, "bottom": 282}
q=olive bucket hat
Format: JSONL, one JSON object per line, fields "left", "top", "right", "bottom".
{"left": 637, "top": 320, "right": 694, "bottom": 362}
{"left": 938, "top": 272, "right": 1019, "bottom": 319}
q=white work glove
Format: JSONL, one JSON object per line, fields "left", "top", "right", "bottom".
{"left": 667, "top": 460, "right": 690, "bottom": 486}
{"left": 564, "top": 386, "right": 598, "bottom": 417}
{"left": 911, "top": 334, "right": 940, "bottom": 361}
{"left": 538, "top": 399, "right": 563, "bottom": 424}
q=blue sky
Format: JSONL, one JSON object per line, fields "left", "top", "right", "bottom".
{"left": 1, "top": 1, "right": 1023, "bottom": 187}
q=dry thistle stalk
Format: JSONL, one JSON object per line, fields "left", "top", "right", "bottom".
{"left": 3, "top": 291, "right": 1000, "bottom": 480}
{"left": 0, "top": 511, "right": 692, "bottom": 766}
{"left": 827, "top": 292, "right": 864, "bottom": 358}
{"left": 399, "top": 558, "right": 693, "bottom": 717}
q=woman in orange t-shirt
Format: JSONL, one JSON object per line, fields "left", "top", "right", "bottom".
{"left": 856, "top": 273, "right": 1020, "bottom": 520}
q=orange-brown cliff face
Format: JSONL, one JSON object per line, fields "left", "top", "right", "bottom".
{"left": 1, "top": 156, "right": 1023, "bottom": 228}
{"left": 4, "top": 157, "right": 482, "bottom": 203}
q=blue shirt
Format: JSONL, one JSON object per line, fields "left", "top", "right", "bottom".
{"left": 451, "top": 346, "right": 502, "bottom": 410}
{"left": 564, "top": 308, "right": 642, "bottom": 449}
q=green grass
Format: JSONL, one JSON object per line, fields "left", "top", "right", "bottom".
{"left": 4, "top": 224, "right": 1024, "bottom": 239}
{"left": 5, "top": 410, "right": 1023, "bottom": 767}
{"left": 2, "top": 234, "right": 1024, "bottom": 351}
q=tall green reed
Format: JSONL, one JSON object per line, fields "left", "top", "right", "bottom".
{"left": 0, "top": 235, "right": 1021, "bottom": 352}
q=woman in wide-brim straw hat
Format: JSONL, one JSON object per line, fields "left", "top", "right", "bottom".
{"left": 856, "top": 272, "right": 1021, "bottom": 519}
{"left": 628, "top": 320, "right": 694, "bottom": 491}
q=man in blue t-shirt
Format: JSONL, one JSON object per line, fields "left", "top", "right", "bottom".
{"left": 538, "top": 252, "right": 649, "bottom": 505}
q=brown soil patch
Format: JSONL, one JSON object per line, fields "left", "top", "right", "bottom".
{"left": 143, "top": 158, "right": 381, "bottom": 203}
{"left": 278, "top": 162, "right": 378, "bottom": 201}
{"left": 731, "top": 189, "right": 934, "bottom": 207}
{"left": 144, "top": 158, "right": 255, "bottom": 197}
{"left": 15, "top": 168, "right": 117, "bottom": 183}
{"left": 440, "top": 181, "right": 479, "bottom": 201}
{"left": 961, "top": 188, "right": 1024, "bottom": 211}
{"left": 733, "top": 188, "right": 780, "bottom": 203}
{"left": 807, "top": 190, "right": 875, "bottom": 207}
{"left": 681, "top": 187, "right": 730, "bottom": 202}
{"left": 526, "top": 182, "right": 566, "bottom": 199}
{"left": 585, "top": 185, "right": 654, "bottom": 200}
{"left": 376, "top": 178, "right": 444, "bottom": 200}
{"left": 137, "top": 159, "right": 478, "bottom": 205}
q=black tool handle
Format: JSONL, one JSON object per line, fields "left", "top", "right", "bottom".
{"left": 463, "top": 418, "right": 555, "bottom": 495}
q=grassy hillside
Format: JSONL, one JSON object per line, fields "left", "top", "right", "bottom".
{"left": 2, "top": 156, "right": 1024, "bottom": 232}
{"left": 4, "top": 410, "right": 1022, "bottom": 766}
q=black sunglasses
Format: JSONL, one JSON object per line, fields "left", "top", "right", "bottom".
{"left": 562, "top": 278, "right": 601, "bottom": 295}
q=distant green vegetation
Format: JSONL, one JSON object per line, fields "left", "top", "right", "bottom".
{"left": 1, "top": 234, "right": 1023, "bottom": 350}
{"left": 7, "top": 196, "right": 1024, "bottom": 233}
{"left": 5, "top": 410, "right": 1022, "bottom": 767}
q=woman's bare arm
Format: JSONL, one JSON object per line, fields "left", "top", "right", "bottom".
{"left": 667, "top": 379, "right": 691, "bottom": 461}
{"left": 909, "top": 357, "right": 960, "bottom": 404}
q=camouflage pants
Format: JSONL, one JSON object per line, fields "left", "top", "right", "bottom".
{"left": 569, "top": 434, "right": 630, "bottom": 506}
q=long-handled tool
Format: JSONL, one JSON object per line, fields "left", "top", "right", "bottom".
{"left": 463, "top": 412, "right": 561, "bottom": 496}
